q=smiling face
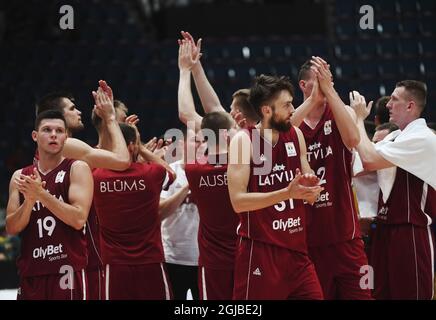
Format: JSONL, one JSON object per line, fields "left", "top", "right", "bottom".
{"left": 33, "top": 119, "right": 67, "bottom": 155}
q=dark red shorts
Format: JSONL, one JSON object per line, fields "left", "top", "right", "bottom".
{"left": 371, "top": 223, "right": 434, "bottom": 300}
{"left": 104, "top": 263, "right": 172, "bottom": 300}
{"left": 18, "top": 269, "right": 87, "bottom": 300}
{"left": 198, "top": 266, "right": 234, "bottom": 300}
{"left": 233, "top": 237, "right": 323, "bottom": 300}
{"left": 86, "top": 266, "right": 104, "bottom": 300}
{"left": 309, "top": 238, "right": 372, "bottom": 300}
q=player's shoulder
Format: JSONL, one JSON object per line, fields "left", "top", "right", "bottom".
{"left": 70, "top": 159, "right": 92, "bottom": 174}
{"left": 11, "top": 168, "right": 24, "bottom": 180}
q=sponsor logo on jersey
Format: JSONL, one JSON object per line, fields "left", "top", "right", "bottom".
{"left": 285, "top": 142, "right": 297, "bottom": 157}
{"left": 33, "top": 243, "right": 64, "bottom": 260}
{"left": 324, "top": 120, "right": 332, "bottom": 135}
{"left": 253, "top": 267, "right": 262, "bottom": 276}
{"left": 55, "top": 170, "right": 66, "bottom": 183}
{"left": 272, "top": 217, "right": 302, "bottom": 232}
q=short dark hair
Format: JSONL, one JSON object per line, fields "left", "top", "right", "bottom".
{"left": 232, "top": 89, "right": 260, "bottom": 123}
{"left": 119, "top": 123, "right": 137, "bottom": 146}
{"left": 36, "top": 91, "right": 75, "bottom": 115}
{"left": 249, "top": 75, "right": 295, "bottom": 118}
{"left": 201, "top": 112, "right": 233, "bottom": 147}
{"left": 35, "top": 110, "right": 67, "bottom": 130}
{"left": 298, "top": 59, "right": 313, "bottom": 82}
{"left": 396, "top": 80, "right": 427, "bottom": 111}
{"left": 375, "top": 96, "right": 391, "bottom": 125}
{"left": 375, "top": 122, "right": 398, "bottom": 133}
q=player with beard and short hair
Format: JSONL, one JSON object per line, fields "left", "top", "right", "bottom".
{"left": 228, "top": 74, "right": 324, "bottom": 300}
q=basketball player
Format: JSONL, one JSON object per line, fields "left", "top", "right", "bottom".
{"left": 178, "top": 40, "right": 239, "bottom": 299}
{"left": 291, "top": 57, "right": 372, "bottom": 299}
{"left": 228, "top": 75, "right": 324, "bottom": 300}
{"left": 185, "top": 112, "right": 240, "bottom": 300}
{"left": 36, "top": 82, "right": 131, "bottom": 300}
{"left": 6, "top": 110, "right": 94, "bottom": 300}
{"left": 92, "top": 123, "right": 173, "bottom": 300}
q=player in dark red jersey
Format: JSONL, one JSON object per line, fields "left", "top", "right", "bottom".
{"left": 6, "top": 110, "right": 94, "bottom": 300}
{"left": 228, "top": 75, "right": 324, "bottom": 300}
{"left": 35, "top": 83, "right": 131, "bottom": 300}
{"left": 290, "top": 57, "right": 371, "bottom": 299}
{"left": 92, "top": 123, "right": 174, "bottom": 300}
{"left": 185, "top": 112, "right": 240, "bottom": 300}
{"left": 352, "top": 81, "right": 436, "bottom": 299}
{"left": 178, "top": 40, "right": 239, "bottom": 299}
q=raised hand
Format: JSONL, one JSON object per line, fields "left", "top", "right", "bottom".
{"left": 349, "top": 90, "right": 373, "bottom": 121}
{"left": 98, "top": 80, "right": 114, "bottom": 104}
{"left": 180, "top": 31, "right": 202, "bottom": 63}
{"left": 308, "top": 73, "right": 324, "bottom": 105}
{"left": 92, "top": 87, "right": 115, "bottom": 122}
{"left": 125, "top": 114, "right": 140, "bottom": 127}
{"left": 310, "top": 56, "right": 334, "bottom": 94}
{"left": 144, "top": 137, "right": 158, "bottom": 152}
{"left": 178, "top": 39, "right": 200, "bottom": 71}
{"left": 230, "top": 109, "right": 248, "bottom": 129}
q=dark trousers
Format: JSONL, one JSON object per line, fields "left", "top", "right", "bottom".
{"left": 166, "top": 263, "right": 199, "bottom": 300}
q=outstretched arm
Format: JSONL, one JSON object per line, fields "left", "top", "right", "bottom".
{"left": 351, "top": 91, "right": 394, "bottom": 171}
{"left": 178, "top": 39, "right": 202, "bottom": 131}
{"left": 181, "top": 31, "right": 226, "bottom": 114}
{"left": 63, "top": 87, "right": 130, "bottom": 171}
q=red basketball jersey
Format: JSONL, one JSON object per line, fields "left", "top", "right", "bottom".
{"left": 17, "top": 159, "right": 88, "bottom": 277}
{"left": 185, "top": 155, "right": 239, "bottom": 270}
{"left": 238, "top": 126, "right": 307, "bottom": 253}
{"left": 299, "top": 106, "right": 360, "bottom": 247}
{"left": 377, "top": 167, "right": 436, "bottom": 226}
{"left": 92, "top": 162, "right": 167, "bottom": 265}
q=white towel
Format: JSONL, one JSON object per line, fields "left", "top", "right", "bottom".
{"left": 375, "top": 118, "right": 436, "bottom": 202}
